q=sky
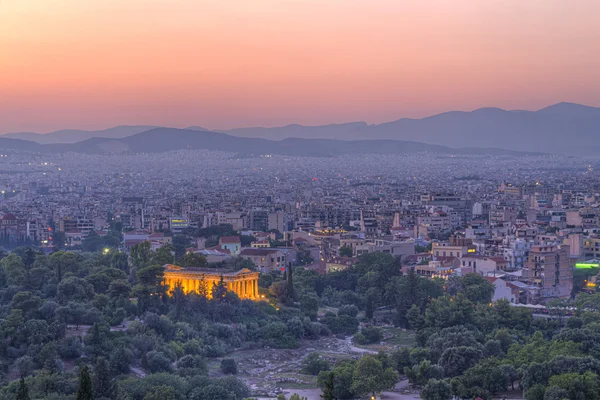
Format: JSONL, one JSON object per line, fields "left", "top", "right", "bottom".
{"left": 1, "top": 0, "right": 599, "bottom": 133}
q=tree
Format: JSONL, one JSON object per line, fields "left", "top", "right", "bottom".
{"left": 424, "top": 294, "right": 475, "bottom": 329}
{"left": 177, "top": 355, "right": 208, "bottom": 376}
{"left": 110, "top": 347, "right": 132, "bottom": 375}
{"left": 108, "top": 279, "right": 132, "bottom": 298}
{"left": 302, "top": 353, "right": 330, "bottom": 375}
{"left": 351, "top": 355, "right": 398, "bottom": 396}
{"left": 145, "top": 351, "right": 173, "bottom": 373}
{"left": 543, "top": 386, "right": 569, "bottom": 400}
{"left": 421, "top": 379, "right": 452, "bottom": 400}
{"left": 152, "top": 244, "right": 174, "bottom": 265}
{"left": 405, "top": 360, "right": 444, "bottom": 387}
{"left": 57, "top": 276, "right": 94, "bottom": 303}
{"left": 21, "top": 247, "right": 37, "bottom": 270}
{"left": 290, "top": 395, "right": 308, "bottom": 400}
{"left": 1, "top": 253, "right": 27, "bottom": 285}
{"left": 56, "top": 301, "right": 87, "bottom": 328}
{"left": 137, "top": 264, "right": 165, "bottom": 287}
{"left": 220, "top": 358, "right": 238, "bottom": 375}
{"left": 287, "top": 265, "right": 296, "bottom": 301}
{"left": 297, "top": 246, "right": 314, "bottom": 265}
{"left": 320, "top": 371, "right": 336, "bottom": 400}
{"left": 183, "top": 252, "right": 207, "bottom": 268}
{"left": 49, "top": 251, "right": 82, "bottom": 282}
{"left": 439, "top": 346, "right": 483, "bottom": 377}
{"left": 11, "top": 291, "right": 42, "bottom": 315}
{"left": 339, "top": 246, "right": 353, "bottom": 257}
{"left": 76, "top": 365, "right": 93, "bottom": 400}
{"left": 172, "top": 235, "right": 190, "bottom": 263}
{"left": 548, "top": 371, "right": 600, "bottom": 400}
{"left": 300, "top": 293, "right": 319, "bottom": 319}
{"left": 93, "top": 357, "right": 117, "bottom": 399}
{"left": 364, "top": 287, "right": 381, "bottom": 319}
{"left": 354, "top": 326, "right": 383, "bottom": 345}
{"left": 190, "top": 384, "right": 235, "bottom": 400}
{"left": 52, "top": 231, "right": 67, "bottom": 250}
{"left": 211, "top": 276, "right": 228, "bottom": 301}
{"left": 1, "top": 309, "right": 24, "bottom": 337}
{"left": 144, "top": 386, "right": 178, "bottom": 400}
{"left": 394, "top": 269, "right": 434, "bottom": 327}
{"left": 16, "top": 376, "right": 30, "bottom": 400}
{"left": 525, "top": 385, "right": 547, "bottom": 400}
{"left": 130, "top": 241, "right": 153, "bottom": 270}
{"left": 460, "top": 273, "right": 495, "bottom": 304}
{"left": 318, "top": 360, "right": 356, "bottom": 399}
{"left": 110, "top": 251, "right": 129, "bottom": 273}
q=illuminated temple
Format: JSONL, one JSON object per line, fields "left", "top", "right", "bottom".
{"left": 163, "top": 264, "right": 260, "bottom": 300}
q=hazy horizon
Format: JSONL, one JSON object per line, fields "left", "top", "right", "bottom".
{"left": 2, "top": 0, "right": 600, "bottom": 133}
{"left": 0, "top": 100, "right": 598, "bottom": 136}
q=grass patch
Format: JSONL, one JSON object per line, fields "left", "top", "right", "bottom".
{"left": 381, "top": 328, "right": 415, "bottom": 347}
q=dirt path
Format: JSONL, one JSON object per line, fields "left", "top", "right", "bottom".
{"left": 256, "top": 388, "right": 420, "bottom": 400}
{"left": 345, "top": 335, "right": 379, "bottom": 354}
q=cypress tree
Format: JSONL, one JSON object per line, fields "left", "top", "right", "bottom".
{"left": 76, "top": 365, "right": 93, "bottom": 400}
{"left": 93, "top": 357, "right": 117, "bottom": 399}
{"left": 320, "top": 371, "right": 336, "bottom": 400}
{"left": 16, "top": 376, "right": 30, "bottom": 400}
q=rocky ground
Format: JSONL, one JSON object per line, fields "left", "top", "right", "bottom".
{"left": 217, "top": 328, "right": 417, "bottom": 399}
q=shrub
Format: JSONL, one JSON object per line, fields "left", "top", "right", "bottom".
{"left": 354, "top": 326, "right": 382, "bottom": 345}
{"left": 301, "top": 352, "right": 330, "bottom": 376}
{"left": 220, "top": 358, "right": 238, "bottom": 375}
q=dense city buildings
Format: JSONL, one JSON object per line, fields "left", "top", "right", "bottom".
{"left": 0, "top": 149, "right": 599, "bottom": 305}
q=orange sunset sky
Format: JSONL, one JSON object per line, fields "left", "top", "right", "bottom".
{"left": 1, "top": 0, "right": 599, "bottom": 133}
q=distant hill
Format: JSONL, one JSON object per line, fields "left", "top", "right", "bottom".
{"left": 0, "top": 138, "right": 44, "bottom": 152}
{"left": 186, "top": 126, "right": 212, "bottom": 132}
{"left": 43, "top": 128, "right": 539, "bottom": 157}
{"left": 3, "top": 125, "right": 158, "bottom": 144}
{"left": 222, "top": 122, "right": 369, "bottom": 140}
{"left": 220, "top": 102, "right": 600, "bottom": 156}
{"left": 3, "top": 102, "right": 599, "bottom": 155}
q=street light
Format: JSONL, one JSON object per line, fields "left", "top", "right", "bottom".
{"left": 103, "top": 248, "right": 110, "bottom": 255}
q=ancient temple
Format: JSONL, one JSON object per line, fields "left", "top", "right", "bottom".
{"left": 163, "top": 264, "right": 260, "bottom": 300}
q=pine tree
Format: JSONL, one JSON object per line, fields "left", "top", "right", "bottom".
{"left": 76, "top": 365, "right": 93, "bottom": 400}
{"left": 211, "top": 275, "right": 228, "bottom": 301}
{"left": 320, "top": 371, "right": 336, "bottom": 400}
{"left": 16, "top": 376, "right": 30, "bottom": 400}
{"left": 197, "top": 279, "right": 209, "bottom": 300}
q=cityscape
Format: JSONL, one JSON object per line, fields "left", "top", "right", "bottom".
{"left": 2, "top": 1, "right": 600, "bottom": 400}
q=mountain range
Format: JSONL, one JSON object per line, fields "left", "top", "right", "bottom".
{"left": 2, "top": 125, "right": 159, "bottom": 144}
{"left": 218, "top": 102, "right": 600, "bottom": 156}
{"left": 0, "top": 128, "right": 537, "bottom": 157}
{"left": 1, "top": 102, "right": 599, "bottom": 156}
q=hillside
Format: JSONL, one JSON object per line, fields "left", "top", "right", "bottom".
{"left": 4, "top": 125, "right": 158, "bottom": 144}
{"left": 4, "top": 103, "right": 599, "bottom": 155}
{"left": 220, "top": 103, "right": 600, "bottom": 156}
{"left": 43, "top": 128, "right": 539, "bottom": 157}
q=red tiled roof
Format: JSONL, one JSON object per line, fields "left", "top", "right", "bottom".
{"left": 219, "top": 236, "right": 241, "bottom": 244}
{"left": 2, "top": 213, "right": 16, "bottom": 221}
